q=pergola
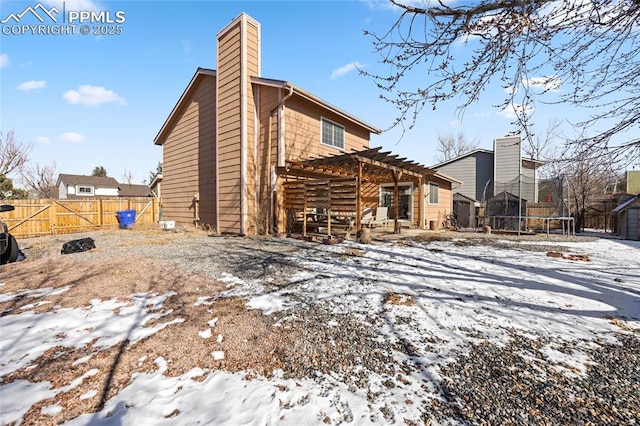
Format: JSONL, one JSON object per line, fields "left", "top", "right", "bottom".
{"left": 280, "top": 147, "right": 442, "bottom": 234}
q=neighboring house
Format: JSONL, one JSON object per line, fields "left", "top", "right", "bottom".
{"left": 149, "top": 174, "right": 162, "bottom": 198}
{"left": 612, "top": 195, "right": 640, "bottom": 240}
{"left": 154, "top": 13, "right": 457, "bottom": 234}
{"left": 431, "top": 137, "right": 543, "bottom": 227}
{"left": 626, "top": 170, "right": 640, "bottom": 195}
{"left": 57, "top": 174, "right": 120, "bottom": 199}
{"left": 118, "top": 184, "right": 154, "bottom": 197}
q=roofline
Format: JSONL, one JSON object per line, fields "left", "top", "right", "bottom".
{"left": 431, "top": 148, "right": 545, "bottom": 168}
{"left": 149, "top": 173, "right": 163, "bottom": 188}
{"left": 153, "top": 68, "right": 216, "bottom": 145}
{"left": 433, "top": 171, "right": 463, "bottom": 185}
{"left": 251, "top": 76, "right": 381, "bottom": 135}
{"left": 430, "top": 148, "right": 493, "bottom": 168}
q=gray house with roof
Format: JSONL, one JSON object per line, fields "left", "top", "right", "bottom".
{"left": 431, "top": 136, "right": 542, "bottom": 227}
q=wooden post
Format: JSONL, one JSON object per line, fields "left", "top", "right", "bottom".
{"left": 418, "top": 176, "right": 424, "bottom": 229}
{"left": 49, "top": 200, "right": 56, "bottom": 235}
{"left": 392, "top": 170, "right": 402, "bottom": 234}
{"left": 356, "top": 162, "right": 363, "bottom": 235}
{"left": 303, "top": 184, "right": 307, "bottom": 237}
{"left": 98, "top": 198, "right": 103, "bottom": 227}
{"left": 326, "top": 180, "right": 332, "bottom": 237}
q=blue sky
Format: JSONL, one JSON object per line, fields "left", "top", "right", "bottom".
{"left": 0, "top": 0, "right": 614, "bottom": 186}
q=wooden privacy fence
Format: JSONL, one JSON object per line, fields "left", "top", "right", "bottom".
{"left": 0, "top": 198, "right": 159, "bottom": 238}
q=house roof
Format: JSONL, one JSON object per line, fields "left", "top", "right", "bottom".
{"left": 453, "top": 192, "right": 478, "bottom": 203}
{"left": 251, "top": 77, "right": 381, "bottom": 134}
{"left": 431, "top": 148, "right": 544, "bottom": 169}
{"left": 431, "top": 149, "right": 493, "bottom": 169}
{"left": 150, "top": 173, "right": 163, "bottom": 189}
{"left": 118, "top": 184, "right": 153, "bottom": 197}
{"left": 153, "top": 68, "right": 382, "bottom": 146}
{"left": 154, "top": 68, "right": 216, "bottom": 145}
{"left": 285, "top": 146, "right": 462, "bottom": 184}
{"left": 56, "top": 174, "right": 119, "bottom": 188}
{"left": 613, "top": 195, "right": 639, "bottom": 213}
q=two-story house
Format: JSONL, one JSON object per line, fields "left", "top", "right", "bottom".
{"left": 154, "top": 13, "right": 457, "bottom": 235}
{"left": 431, "top": 136, "right": 543, "bottom": 228}
{"left": 57, "top": 174, "right": 120, "bottom": 199}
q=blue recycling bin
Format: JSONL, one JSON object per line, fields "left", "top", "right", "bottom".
{"left": 115, "top": 209, "right": 136, "bottom": 229}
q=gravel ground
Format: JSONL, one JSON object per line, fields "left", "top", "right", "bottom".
{"left": 2, "top": 226, "right": 638, "bottom": 425}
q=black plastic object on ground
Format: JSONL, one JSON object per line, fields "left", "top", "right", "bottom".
{"left": 61, "top": 237, "right": 96, "bottom": 255}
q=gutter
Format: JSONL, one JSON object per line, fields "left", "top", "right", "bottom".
{"left": 267, "top": 85, "right": 294, "bottom": 233}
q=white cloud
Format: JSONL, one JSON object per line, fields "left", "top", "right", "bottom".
{"left": 59, "top": 132, "right": 86, "bottom": 144}
{"left": 0, "top": 54, "right": 9, "bottom": 68}
{"left": 17, "top": 80, "right": 46, "bottom": 91}
{"left": 36, "top": 136, "right": 51, "bottom": 144}
{"left": 473, "top": 111, "right": 491, "bottom": 118}
{"left": 504, "top": 86, "right": 518, "bottom": 95}
{"left": 504, "top": 76, "right": 562, "bottom": 96}
{"left": 499, "top": 103, "right": 534, "bottom": 119}
{"left": 330, "top": 61, "right": 365, "bottom": 80}
{"left": 524, "top": 76, "right": 562, "bottom": 92}
{"left": 63, "top": 85, "right": 125, "bottom": 107}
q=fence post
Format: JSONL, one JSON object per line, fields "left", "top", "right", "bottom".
{"left": 98, "top": 198, "right": 103, "bottom": 227}
{"left": 49, "top": 199, "right": 56, "bottom": 235}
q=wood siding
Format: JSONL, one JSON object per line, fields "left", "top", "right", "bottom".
{"left": 284, "top": 96, "right": 370, "bottom": 161}
{"left": 435, "top": 151, "right": 494, "bottom": 201}
{"left": 436, "top": 156, "right": 476, "bottom": 201}
{"left": 254, "top": 85, "right": 280, "bottom": 232}
{"left": 244, "top": 18, "right": 260, "bottom": 235}
{"left": 216, "top": 14, "right": 260, "bottom": 234}
{"left": 425, "top": 176, "right": 453, "bottom": 229}
{"left": 494, "top": 136, "right": 522, "bottom": 193}
{"left": 217, "top": 20, "right": 242, "bottom": 234}
{"left": 162, "top": 76, "right": 217, "bottom": 227}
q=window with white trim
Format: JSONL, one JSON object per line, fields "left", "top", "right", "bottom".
{"left": 77, "top": 185, "right": 94, "bottom": 195}
{"left": 321, "top": 118, "right": 344, "bottom": 150}
{"left": 428, "top": 182, "right": 439, "bottom": 205}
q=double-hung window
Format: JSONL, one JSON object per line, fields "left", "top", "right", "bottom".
{"left": 321, "top": 118, "right": 344, "bottom": 150}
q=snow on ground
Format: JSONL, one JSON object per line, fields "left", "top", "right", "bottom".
{"left": 1, "top": 236, "right": 639, "bottom": 425}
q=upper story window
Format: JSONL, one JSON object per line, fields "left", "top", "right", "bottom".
{"left": 428, "top": 182, "right": 439, "bottom": 205}
{"left": 321, "top": 118, "right": 344, "bottom": 150}
{"left": 77, "top": 185, "right": 94, "bottom": 195}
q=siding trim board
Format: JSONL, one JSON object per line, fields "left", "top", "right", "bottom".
{"left": 240, "top": 14, "right": 248, "bottom": 235}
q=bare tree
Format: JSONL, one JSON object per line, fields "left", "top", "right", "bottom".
{"left": 544, "top": 143, "right": 620, "bottom": 232}
{"left": 20, "top": 162, "right": 58, "bottom": 198}
{"left": 0, "top": 130, "right": 32, "bottom": 176}
{"left": 435, "top": 132, "right": 480, "bottom": 162}
{"left": 522, "top": 120, "right": 561, "bottom": 162}
{"left": 363, "top": 0, "right": 640, "bottom": 155}
{"left": 121, "top": 168, "right": 135, "bottom": 185}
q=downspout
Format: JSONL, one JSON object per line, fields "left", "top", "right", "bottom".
{"left": 268, "top": 85, "right": 294, "bottom": 233}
